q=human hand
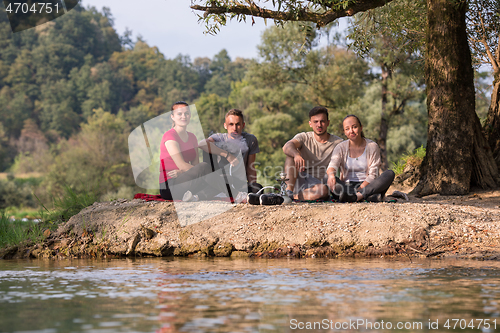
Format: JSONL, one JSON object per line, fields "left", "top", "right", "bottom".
{"left": 167, "top": 169, "right": 182, "bottom": 178}
{"left": 327, "top": 174, "right": 336, "bottom": 191}
{"left": 294, "top": 155, "right": 305, "bottom": 172}
{"left": 226, "top": 153, "right": 240, "bottom": 167}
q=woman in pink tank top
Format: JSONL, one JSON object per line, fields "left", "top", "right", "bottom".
{"left": 159, "top": 102, "right": 225, "bottom": 201}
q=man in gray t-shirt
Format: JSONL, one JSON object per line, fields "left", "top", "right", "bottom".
{"left": 199, "top": 109, "right": 262, "bottom": 194}
{"left": 282, "top": 106, "right": 342, "bottom": 201}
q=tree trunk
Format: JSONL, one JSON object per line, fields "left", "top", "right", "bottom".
{"left": 485, "top": 73, "right": 500, "bottom": 167}
{"left": 413, "top": 0, "right": 498, "bottom": 196}
{"left": 377, "top": 65, "right": 390, "bottom": 171}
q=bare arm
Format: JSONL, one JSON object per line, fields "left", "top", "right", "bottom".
{"left": 246, "top": 153, "right": 257, "bottom": 184}
{"left": 192, "top": 146, "right": 200, "bottom": 166}
{"left": 326, "top": 167, "right": 337, "bottom": 190}
{"left": 165, "top": 140, "right": 194, "bottom": 175}
{"left": 283, "top": 139, "right": 305, "bottom": 172}
{"left": 358, "top": 181, "right": 370, "bottom": 189}
{"left": 283, "top": 139, "right": 302, "bottom": 157}
{"left": 198, "top": 137, "right": 239, "bottom": 166}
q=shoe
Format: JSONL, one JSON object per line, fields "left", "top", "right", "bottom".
{"left": 391, "top": 190, "right": 409, "bottom": 201}
{"left": 384, "top": 196, "right": 398, "bottom": 203}
{"left": 260, "top": 193, "right": 284, "bottom": 205}
{"left": 182, "top": 191, "right": 199, "bottom": 202}
{"left": 247, "top": 193, "right": 261, "bottom": 205}
{"left": 366, "top": 193, "right": 382, "bottom": 202}
{"left": 234, "top": 191, "right": 248, "bottom": 204}
{"left": 339, "top": 191, "right": 357, "bottom": 203}
{"left": 286, "top": 190, "right": 294, "bottom": 198}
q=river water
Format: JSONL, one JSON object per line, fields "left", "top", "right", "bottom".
{"left": 0, "top": 258, "right": 499, "bottom": 332}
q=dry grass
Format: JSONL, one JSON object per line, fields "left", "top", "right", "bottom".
{"left": 0, "top": 172, "right": 44, "bottom": 180}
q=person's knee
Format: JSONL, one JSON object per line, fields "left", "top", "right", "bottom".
{"left": 196, "top": 162, "right": 213, "bottom": 176}
{"left": 308, "top": 184, "right": 330, "bottom": 200}
{"left": 384, "top": 170, "right": 395, "bottom": 182}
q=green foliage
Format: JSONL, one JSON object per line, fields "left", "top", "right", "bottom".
{"left": 0, "top": 3, "right": 434, "bottom": 211}
{"left": 196, "top": 93, "right": 230, "bottom": 137}
{"left": 192, "top": 0, "right": 364, "bottom": 34}
{"left": 0, "top": 211, "right": 45, "bottom": 248}
{"left": 39, "top": 109, "right": 132, "bottom": 203}
{"left": 347, "top": 0, "right": 426, "bottom": 63}
{"left": 36, "top": 185, "right": 97, "bottom": 228}
{"left": 475, "top": 71, "right": 492, "bottom": 121}
{"left": 250, "top": 113, "right": 297, "bottom": 184}
{"left": 391, "top": 145, "right": 426, "bottom": 175}
{"left": 0, "top": 177, "right": 39, "bottom": 209}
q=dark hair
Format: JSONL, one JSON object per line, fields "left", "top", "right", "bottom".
{"left": 309, "top": 106, "right": 329, "bottom": 120}
{"left": 343, "top": 114, "right": 365, "bottom": 138}
{"left": 171, "top": 101, "right": 190, "bottom": 128}
{"left": 225, "top": 109, "right": 244, "bottom": 123}
{"left": 171, "top": 101, "right": 189, "bottom": 111}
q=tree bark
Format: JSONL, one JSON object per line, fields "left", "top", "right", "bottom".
{"left": 413, "top": 0, "right": 498, "bottom": 196}
{"left": 485, "top": 72, "right": 500, "bottom": 167}
{"left": 191, "top": 0, "right": 395, "bottom": 28}
{"left": 377, "top": 65, "right": 390, "bottom": 171}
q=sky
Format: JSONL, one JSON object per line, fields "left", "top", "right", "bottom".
{"left": 81, "top": 0, "right": 348, "bottom": 62}
{"left": 82, "top": 0, "right": 270, "bottom": 61}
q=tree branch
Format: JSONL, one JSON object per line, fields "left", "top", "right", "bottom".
{"left": 191, "top": 0, "right": 394, "bottom": 28}
{"left": 478, "top": 11, "right": 499, "bottom": 73}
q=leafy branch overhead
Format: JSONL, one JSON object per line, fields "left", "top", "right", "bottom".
{"left": 190, "top": 0, "right": 394, "bottom": 33}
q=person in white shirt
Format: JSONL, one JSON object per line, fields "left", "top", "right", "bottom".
{"left": 326, "top": 114, "right": 395, "bottom": 202}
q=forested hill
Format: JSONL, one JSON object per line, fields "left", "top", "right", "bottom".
{"left": 0, "top": 3, "right": 251, "bottom": 167}
{"left": 0, "top": 3, "right": 433, "bottom": 207}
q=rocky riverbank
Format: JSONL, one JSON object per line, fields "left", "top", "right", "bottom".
{"left": 2, "top": 189, "right": 500, "bottom": 260}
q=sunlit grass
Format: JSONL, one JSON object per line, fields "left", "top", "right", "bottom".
{"left": 392, "top": 145, "right": 426, "bottom": 176}
{"left": 37, "top": 185, "right": 98, "bottom": 226}
{"left": 0, "top": 212, "right": 45, "bottom": 248}
{"left": 4, "top": 207, "right": 41, "bottom": 220}
{"left": 0, "top": 185, "right": 98, "bottom": 249}
{"left": 0, "top": 172, "right": 44, "bottom": 180}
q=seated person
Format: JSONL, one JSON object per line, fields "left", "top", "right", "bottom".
{"left": 283, "top": 106, "right": 343, "bottom": 201}
{"left": 159, "top": 101, "right": 226, "bottom": 201}
{"left": 199, "top": 109, "right": 262, "bottom": 195}
{"left": 326, "top": 114, "right": 395, "bottom": 202}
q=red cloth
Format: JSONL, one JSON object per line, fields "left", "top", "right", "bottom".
{"left": 159, "top": 128, "right": 198, "bottom": 183}
{"left": 134, "top": 193, "right": 235, "bottom": 203}
{"left": 134, "top": 193, "right": 170, "bottom": 201}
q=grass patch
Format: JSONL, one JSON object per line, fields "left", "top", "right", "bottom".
{"left": 4, "top": 207, "right": 41, "bottom": 220}
{"left": 0, "top": 211, "right": 45, "bottom": 248}
{"left": 38, "top": 185, "right": 98, "bottom": 226}
{"left": 0, "top": 185, "right": 98, "bottom": 249}
{"left": 392, "top": 145, "right": 426, "bottom": 175}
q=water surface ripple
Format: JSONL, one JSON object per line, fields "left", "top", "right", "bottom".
{"left": 0, "top": 258, "right": 499, "bottom": 332}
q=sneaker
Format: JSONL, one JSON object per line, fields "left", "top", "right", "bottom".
{"left": 247, "top": 193, "right": 261, "bottom": 205}
{"left": 260, "top": 193, "right": 284, "bottom": 205}
{"left": 182, "top": 191, "right": 199, "bottom": 202}
{"left": 285, "top": 190, "right": 294, "bottom": 198}
{"left": 391, "top": 190, "right": 409, "bottom": 201}
{"left": 235, "top": 191, "right": 248, "bottom": 204}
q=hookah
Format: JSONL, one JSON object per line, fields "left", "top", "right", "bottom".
{"left": 245, "top": 172, "right": 292, "bottom": 205}
{"left": 276, "top": 172, "right": 292, "bottom": 204}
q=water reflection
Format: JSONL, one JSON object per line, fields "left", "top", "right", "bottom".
{"left": 0, "top": 258, "right": 499, "bottom": 332}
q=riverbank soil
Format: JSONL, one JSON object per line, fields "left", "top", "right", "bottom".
{"left": 2, "top": 186, "right": 500, "bottom": 260}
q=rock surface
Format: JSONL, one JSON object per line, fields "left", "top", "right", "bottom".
{"left": 3, "top": 189, "right": 500, "bottom": 260}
